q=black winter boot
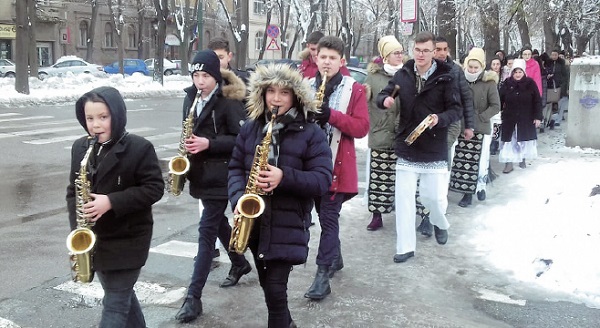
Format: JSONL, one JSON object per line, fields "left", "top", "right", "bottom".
{"left": 416, "top": 216, "right": 433, "bottom": 237}
{"left": 328, "top": 244, "right": 344, "bottom": 278}
{"left": 304, "top": 265, "right": 331, "bottom": 300}
{"left": 458, "top": 194, "right": 472, "bottom": 207}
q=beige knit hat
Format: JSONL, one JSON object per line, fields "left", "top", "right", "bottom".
{"left": 377, "top": 36, "right": 403, "bottom": 60}
{"left": 463, "top": 47, "right": 486, "bottom": 70}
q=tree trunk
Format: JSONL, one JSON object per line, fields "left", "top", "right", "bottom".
{"left": 27, "top": 0, "right": 38, "bottom": 77}
{"left": 576, "top": 35, "right": 590, "bottom": 56}
{"left": 437, "top": 0, "right": 457, "bottom": 57}
{"left": 479, "top": 1, "right": 500, "bottom": 61}
{"left": 542, "top": 2, "right": 559, "bottom": 53}
{"left": 15, "top": 0, "right": 30, "bottom": 94}
{"left": 179, "top": 0, "right": 191, "bottom": 73}
{"left": 238, "top": 0, "right": 249, "bottom": 68}
{"left": 515, "top": 2, "right": 531, "bottom": 48}
{"left": 136, "top": 0, "right": 145, "bottom": 59}
{"left": 153, "top": 0, "right": 168, "bottom": 84}
{"left": 258, "top": 3, "right": 273, "bottom": 60}
{"left": 86, "top": 0, "right": 99, "bottom": 62}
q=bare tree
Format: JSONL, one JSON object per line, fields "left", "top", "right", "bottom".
{"left": 15, "top": 0, "right": 31, "bottom": 94}
{"left": 477, "top": 0, "right": 500, "bottom": 59}
{"left": 258, "top": 0, "right": 274, "bottom": 60}
{"left": 27, "top": 0, "right": 38, "bottom": 77}
{"left": 153, "top": 0, "right": 169, "bottom": 84}
{"left": 217, "top": 0, "right": 249, "bottom": 68}
{"left": 85, "top": 0, "right": 100, "bottom": 62}
{"left": 513, "top": 0, "right": 531, "bottom": 48}
{"left": 542, "top": 1, "right": 560, "bottom": 53}
{"left": 171, "top": 0, "right": 194, "bottom": 74}
{"left": 107, "top": 0, "right": 125, "bottom": 75}
{"left": 437, "top": 0, "right": 457, "bottom": 56}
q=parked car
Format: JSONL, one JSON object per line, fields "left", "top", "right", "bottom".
{"left": 246, "top": 58, "right": 301, "bottom": 72}
{"left": 144, "top": 58, "right": 180, "bottom": 76}
{"left": 38, "top": 56, "right": 103, "bottom": 80}
{"left": 103, "top": 59, "right": 149, "bottom": 76}
{"left": 172, "top": 59, "right": 192, "bottom": 74}
{"left": 347, "top": 66, "right": 367, "bottom": 84}
{"left": 0, "top": 58, "right": 16, "bottom": 78}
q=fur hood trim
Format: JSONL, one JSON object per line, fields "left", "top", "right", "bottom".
{"left": 221, "top": 69, "right": 246, "bottom": 100}
{"left": 480, "top": 70, "right": 499, "bottom": 84}
{"left": 299, "top": 48, "right": 311, "bottom": 61}
{"left": 246, "top": 64, "right": 318, "bottom": 121}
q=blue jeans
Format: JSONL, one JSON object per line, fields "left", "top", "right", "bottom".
{"left": 96, "top": 268, "right": 145, "bottom": 328}
{"left": 188, "top": 199, "right": 248, "bottom": 298}
{"left": 315, "top": 192, "right": 346, "bottom": 266}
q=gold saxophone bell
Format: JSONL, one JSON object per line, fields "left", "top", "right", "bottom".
{"left": 167, "top": 155, "right": 190, "bottom": 196}
{"left": 66, "top": 227, "right": 96, "bottom": 283}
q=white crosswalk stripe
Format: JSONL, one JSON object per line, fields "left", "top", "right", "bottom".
{"left": 25, "top": 127, "right": 156, "bottom": 145}
{"left": 0, "top": 115, "right": 53, "bottom": 124}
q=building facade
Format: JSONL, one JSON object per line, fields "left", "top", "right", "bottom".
{"left": 0, "top": 0, "right": 300, "bottom": 69}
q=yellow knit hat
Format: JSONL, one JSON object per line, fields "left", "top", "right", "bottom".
{"left": 377, "top": 36, "right": 403, "bottom": 60}
{"left": 464, "top": 48, "right": 486, "bottom": 70}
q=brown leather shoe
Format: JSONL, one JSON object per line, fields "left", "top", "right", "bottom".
{"left": 503, "top": 163, "right": 514, "bottom": 174}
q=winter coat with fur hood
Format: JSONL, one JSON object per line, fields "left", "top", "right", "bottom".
{"left": 467, "top": 70, "right": 501, "bottom": 135}
{"left": 228, "top": 64, "right": 333, "bottom": 264}
{"left": 182, "top": 69, "right": 247, "bottom": 200}
{"left": 67, "top": 86, "right": 165, "bottom": 271}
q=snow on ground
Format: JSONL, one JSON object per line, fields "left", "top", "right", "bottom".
{"left": 1, "top": 74, "right": 599, "bottom": 308}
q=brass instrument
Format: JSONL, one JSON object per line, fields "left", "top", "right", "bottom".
{"left": 167, "top": 91, "right": 201, "bottom": 196}
{"left": 314, "top": 70, "right": 328, "bottom": 107}
{"left": 404, "top": 114, "right": 434, "bottom": 146}
{"left": 229, "top": 107, "right": 278, "bottom": 254}
{"left": 66, "top": 136, "right": 98, "bottom": 283}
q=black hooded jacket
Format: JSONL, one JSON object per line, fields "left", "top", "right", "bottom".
{"left": 67, "top": 86, "right": 165, "bottom": 271}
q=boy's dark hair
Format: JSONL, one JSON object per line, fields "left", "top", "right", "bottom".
{"left": 505, "top": 54, "right": 517, "bottom": 61}
{"left": 317, "top": 36, "right": 345, "bottom": 57}
{"left": 207, "top": 37, "right": 230, "bottom": 52}
{"left": 434, "top": 35, "right": 448, "bottom": 44}
{"left": 416, "top": 32, "right": 436, "bottom": 44}
{"left": 307, "top": 31, "right": 324, "bottom": 45}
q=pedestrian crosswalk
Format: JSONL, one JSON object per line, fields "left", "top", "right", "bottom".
{"left": 0, "top": 111, "right": 180, "bottom": 152}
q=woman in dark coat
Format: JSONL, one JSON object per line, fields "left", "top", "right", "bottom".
{"left": 67, "top": 86, "right": 165, "bottom": 327}
{"left": 498, "top": 59, "right": 543, "bottom": 173}
{"left": 228, "top": 64, "right": 332, "bottom": 327}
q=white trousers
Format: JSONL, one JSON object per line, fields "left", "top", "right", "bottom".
{"left": 395, "top": 167, "right": 450, "bottom": 254}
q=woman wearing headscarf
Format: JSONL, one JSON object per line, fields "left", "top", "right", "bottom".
{"left": 363, "top": 35, "right": 406, "bottom": 230}
{"left": 449, "top": 48, "right": 500, "bottom": 206}
{"left": 498, "top": 59, "right": 542, "bottom": 173}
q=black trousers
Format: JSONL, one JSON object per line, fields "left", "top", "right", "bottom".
{"left": 248, "top": 227, "right": 293, "bottom": 328}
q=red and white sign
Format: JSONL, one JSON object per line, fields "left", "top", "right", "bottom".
{"left": 401, "top": 0, "right": 418, "bottom": 23}
{"left": 266, "top": 38, "right": 280, "bottom": 51}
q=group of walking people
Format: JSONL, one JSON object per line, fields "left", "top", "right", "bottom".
{"left": 65, "top": 30, "right": 568, "bottom": 328}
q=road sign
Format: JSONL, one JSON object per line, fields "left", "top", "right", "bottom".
{"left": 266, "top": 38, "right": 280, "bottom": 51}
{"left": 401, "top": 0, "right": 418, "bottom": 23}
{"left": 266, "top": 24, "right": 280, "bottom": 38}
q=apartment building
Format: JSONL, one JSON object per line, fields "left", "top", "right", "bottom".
{"left": 0, "top": 0, "right": 300, "bottom": 69}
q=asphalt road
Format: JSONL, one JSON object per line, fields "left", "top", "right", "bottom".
{"left": 0, "top": 98, "right": 598, "bottom": 328}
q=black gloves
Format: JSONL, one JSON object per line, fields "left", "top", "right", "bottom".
{"left": 314, "top": 101, "right": 331, "bottom": 124}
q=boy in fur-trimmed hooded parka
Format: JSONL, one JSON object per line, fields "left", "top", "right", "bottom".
{"left": 228, "top": 64, "right": 332, "bottom": 327}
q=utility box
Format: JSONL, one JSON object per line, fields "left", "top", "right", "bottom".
{"left": 566, "top": 56, "right": 600, "bottom": 149}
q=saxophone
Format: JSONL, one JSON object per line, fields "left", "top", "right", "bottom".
{"left": 66, "top": 136, "right": 98, "bottom": 283}
{"left": 229, "top": 107, "right": 278, "bottom": 254}
{"left": 314, "top": 70, "right": 328, "bottom": 107}
{"left": 167, "top": 91, "right": 201, "bottom": 196}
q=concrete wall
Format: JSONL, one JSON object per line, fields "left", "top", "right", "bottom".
{"left": 566, "top": 56, "right": 600, "bottom": 149}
